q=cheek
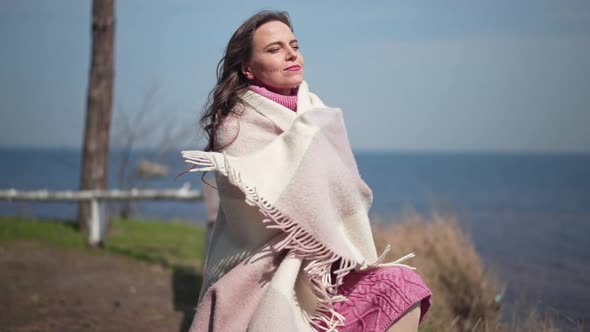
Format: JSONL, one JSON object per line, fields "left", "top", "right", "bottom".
{"left": 253, "top": 57, "right": 283, "bottom": 76}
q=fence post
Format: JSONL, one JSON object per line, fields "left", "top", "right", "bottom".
{"left": 89, "top": 198, "right": 105, "bottom": 246}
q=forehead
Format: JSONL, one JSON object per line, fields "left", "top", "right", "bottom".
{"left": 252, "top": 21, "right": 295, "bottom": 48}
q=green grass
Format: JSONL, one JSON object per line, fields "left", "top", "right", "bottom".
{"left": 106, "top": 217, "right": 206, "bottom": 268}
{"left": 0, "top": 216, "right": 206, "bottom": 269}
{"left": 0, "top": 216, "right": 86, "bottom": 249}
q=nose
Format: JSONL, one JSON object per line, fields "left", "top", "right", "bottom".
{"left": 286, "top": 47, "right": 297, "bottom": 61}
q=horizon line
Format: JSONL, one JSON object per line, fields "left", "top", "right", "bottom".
{"left": 0, "top": 143, "right": 588, "bottom": 156}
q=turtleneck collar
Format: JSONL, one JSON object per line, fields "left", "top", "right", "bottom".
{"left": 248, "top": 83, "right": 298, "bottom": 112}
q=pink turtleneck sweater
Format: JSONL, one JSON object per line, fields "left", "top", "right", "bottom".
{"left": 249, "top": 84, "right": 298, "bottom": 112}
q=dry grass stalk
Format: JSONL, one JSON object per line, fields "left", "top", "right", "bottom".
{"left": 372, "top": 209, "right": 568, "bottom": 332}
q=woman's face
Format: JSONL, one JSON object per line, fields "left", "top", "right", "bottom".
{"left": 242, "top": 21, "right": 304, "bottom": 95}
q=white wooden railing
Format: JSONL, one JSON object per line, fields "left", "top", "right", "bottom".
{"left": 0, "top": 183, "right": 206, "bottom": 246}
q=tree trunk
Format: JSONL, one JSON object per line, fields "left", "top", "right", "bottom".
{"left": 78, "top": 0, "right": 115, "bottom": 239}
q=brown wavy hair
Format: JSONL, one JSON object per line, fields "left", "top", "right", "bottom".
{"left": 200, "top": 10, "right": 294, "bottom": 152}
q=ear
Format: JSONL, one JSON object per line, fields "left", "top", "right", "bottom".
{"left": 241, "top": 62, "right": 255, "bottom": 81}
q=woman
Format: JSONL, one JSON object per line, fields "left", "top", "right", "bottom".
{"left": 182, "top": 10, "right": 432, "bottom": 332}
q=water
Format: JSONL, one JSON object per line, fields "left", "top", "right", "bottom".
{"left": 355, "top": 152, "right": 590, "bottom": 330}
{"left": 1, "top": 146, "right": 589, "bottom": 328}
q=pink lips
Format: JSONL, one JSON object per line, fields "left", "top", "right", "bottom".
{"left": 285, "top": 65, "right": 301, "bottom": 71}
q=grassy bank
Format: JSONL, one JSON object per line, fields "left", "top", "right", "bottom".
{"left": 0, "top": 214, "right": 580, "bottom": 331}
{"left": 0, "top": 216, "right": 206, "bottom": 270}
{"left": 373, "top": 210, "right": 579, "bottom": 332}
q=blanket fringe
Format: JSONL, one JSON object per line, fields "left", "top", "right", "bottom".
{"left": 182, "top": 150, "right": 415, "bottom": 332}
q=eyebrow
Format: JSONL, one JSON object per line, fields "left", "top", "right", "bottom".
{"left": 263, "top": 39, "right": 298, "bottom": 49}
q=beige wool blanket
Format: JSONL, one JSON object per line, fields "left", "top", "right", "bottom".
{"left": 182, "top": 81, "right": 415, "bottom": 332}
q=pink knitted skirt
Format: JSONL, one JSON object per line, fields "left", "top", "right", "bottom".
{"left": 318, "top": 266, "right": 432, "bottom": 332}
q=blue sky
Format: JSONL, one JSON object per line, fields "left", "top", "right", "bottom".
{"left": 1, "top": 0, "right": 589, "bottom": 152}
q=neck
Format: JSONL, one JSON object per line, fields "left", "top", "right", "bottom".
{"left": 252, "top": 81, "right": 298, "bottom": 96}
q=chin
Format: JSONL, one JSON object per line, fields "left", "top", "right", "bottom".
{"left": 286, "top": 76, "right": 304, "bottom": 88}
